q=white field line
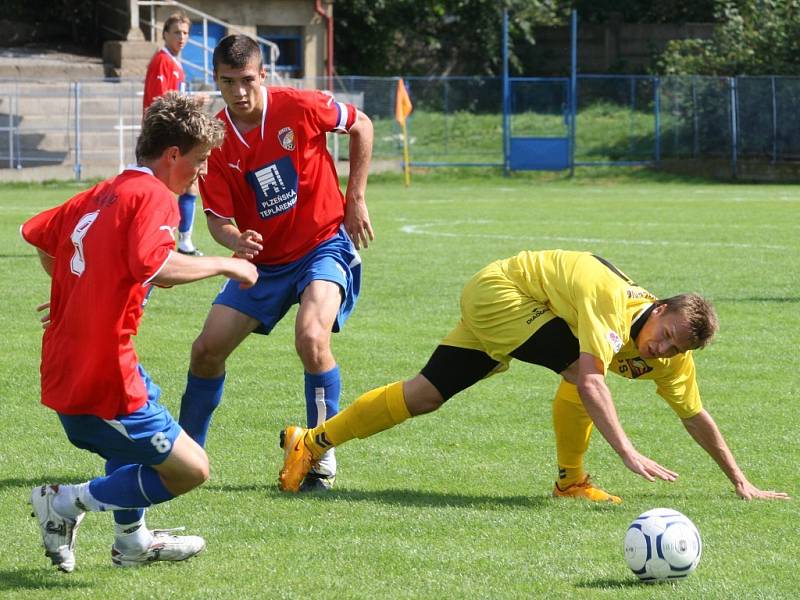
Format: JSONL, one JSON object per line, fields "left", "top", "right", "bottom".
{"left": 399, "top": 221, "right": 792, "bottom": 250}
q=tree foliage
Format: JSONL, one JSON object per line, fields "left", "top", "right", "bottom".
{"left": 333, "top": 0, "right": 569, "bottom": 76}
{"left": 657, "top": 0, "right": 800, "bottom": 75}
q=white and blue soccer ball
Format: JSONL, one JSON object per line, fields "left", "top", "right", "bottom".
{"left": 623, "top": 508, "right": 702, "bottom": 582}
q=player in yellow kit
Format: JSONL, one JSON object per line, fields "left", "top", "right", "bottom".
{"left": 279, "top": 250, "right": 790, "bottom": 502}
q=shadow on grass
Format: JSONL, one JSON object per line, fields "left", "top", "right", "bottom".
{"left": 0, "top": 476, "right": 87, "bottom": 492}
{"left": 575, "top": 577, "right": 644, "bottom": 590}
{"left": 207, "top": 483, "right": 578, "bottom": 510}
{"left": 0, "top": 568, "right": 90, "bottom": 592}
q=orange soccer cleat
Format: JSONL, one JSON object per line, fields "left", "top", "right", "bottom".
{"left": 553, "top": 474, "right": 622, "bottom": 504}
{"left": 278, "top": 426, "right": 314, "bottom": 492}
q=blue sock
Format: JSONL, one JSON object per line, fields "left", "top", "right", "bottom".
{"left": 178, "top": 194, "right": 196, "bottom": 233}
{"left": 305, "top": 365, "right": 341, "bottom": 427}
{"left": 106, "top": 458, "right": 144, "bottom": 525}
{"left": 89, "top": 464, "right": 174, "bottom": 509}
{"left": 179, "top": 371, "right": 225, "bottom": 447}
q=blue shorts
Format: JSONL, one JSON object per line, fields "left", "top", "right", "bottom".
{"left": 214, "top": 225, "right": 362, "bottom": 335}
{"left": 58, "top": 366, "right": 182, "bottom": 466}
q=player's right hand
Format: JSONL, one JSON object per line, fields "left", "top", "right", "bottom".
{"left": 233, "top": 229, "right": 263, "bottom": 260}
{"left": 622, "top": 449, "right": 678, "bottom": 482}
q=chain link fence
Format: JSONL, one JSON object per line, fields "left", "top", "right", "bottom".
{"left": 1, "top": 75, "right": 799, "bottom": 179}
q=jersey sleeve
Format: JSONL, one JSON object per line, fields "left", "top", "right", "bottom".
{"left": 21, "top": 205, "right": 64, "bottom": 257}
{"left": 575, "top": 287, "right": 626, "bottom": 372}
{"left": 306, "top": 90, "right": 358, "bottom": 135}
{"left": 655, "top": 352, "right": 703, "bottom": 419}
{"left": 127, "top": 190, "right": 179, "bottom": 284}
{"left": 199, "top": 148, "right": 236, "bottom": 219}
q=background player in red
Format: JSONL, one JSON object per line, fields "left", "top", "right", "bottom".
{"left": 143, "top": 11, "right": 204, "bottom": 256}
{"left": 178, "top": 35, "right": 374, "bottom": 491}
{"left": 22, "top": 93, "right": 257, "bottom": 572}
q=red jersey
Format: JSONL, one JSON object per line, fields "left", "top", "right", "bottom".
{"left": 21, "top": 168, "right": 178, "bottom": 419}
{"left": 200, "top": 86, "right": 358, "bottom": 265}
{"left": 143, "top": 47, "right": 186, "bottom": 111}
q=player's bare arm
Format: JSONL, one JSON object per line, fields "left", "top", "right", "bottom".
{"left": 576, "top": 352, "right": 678, "bottom": 483}
{"left": 206, "top": 213, "right": 263, "bottom": 259}
{"left": 153, "top": 251, "right": 257, "bottom": 288}
{"left": 682, "top": 409, "right": 790, "bottom": 500}
{"left": 343, "top": 110, "right": 374, "bottom": 250}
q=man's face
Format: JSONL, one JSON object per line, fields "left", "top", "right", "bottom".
{"left": 168, "top": 144, "right": 211, "bottom": 193}
{"left": 636, "top": 304, "right": 694, "bottom": 359}
{"left": 215, "top": 57, "right": 267, "bottom": 122}
{"left": 164, "top": 21, "right": 189, "bottom": 56}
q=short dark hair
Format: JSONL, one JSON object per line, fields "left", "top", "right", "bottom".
{"left": 136, "top": 92, "right": 225, "bottom": 162}
{"left": 659, "top": 293, "right": 719, "bottom": 350}
{"left": 213, "top": 34, "right": 262, "bottom": 72}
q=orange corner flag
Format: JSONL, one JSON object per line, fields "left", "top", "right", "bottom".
{"left": 395, "top": 78, "right": 413, "bottom": 124}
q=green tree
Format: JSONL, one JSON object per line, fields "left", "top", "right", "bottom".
{"left": 657, "top": 0, "right": 800, "bottom": 75}
{"left": 333, "top": 0, "right": 569, "bottom": 76}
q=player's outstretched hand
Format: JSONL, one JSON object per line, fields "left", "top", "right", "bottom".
{"left": 622, "top": 450, "right": 678, "bottom": 482}
{"left": 735, "top": 479, "right": 791, "bottom": 501}
{"left": 344, "top": 197, "right": 374, "bottom": 250}
{"left": 36, "top": 301, "right": 51, "bottom": 329}
{"left": 225, "top": 258, "right": 258, "bottom": 289}
{"left": 234, "top": 230, "right": 263, "bottom": 260}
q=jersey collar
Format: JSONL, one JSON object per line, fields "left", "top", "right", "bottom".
{"left": 224, "top": 86, "right": 268, "bottom": 149}
{"left": 160, "top": 46, "right": 182, "bottom": 67}
{"left": 126, "top": 164, "right": 155, "bottom": 176}
{"left": 630, "top": 302, "right": 656, "bottom": 342}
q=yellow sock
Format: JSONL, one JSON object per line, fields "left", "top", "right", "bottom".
{"left": 305, "top": 381, "right": 411, "bottom": 457}
{"left": 552, "top": 379, "right": 593, "bottom": 487}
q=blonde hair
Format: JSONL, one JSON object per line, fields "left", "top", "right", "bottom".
{"left": 136, "top": 92, "right": 225, "bottom": 162}
{"left": 660, "top": 293, "right": 719, "bottom": 350}
{"left": 163, "top": 11, "right": 190, "bottom": 35}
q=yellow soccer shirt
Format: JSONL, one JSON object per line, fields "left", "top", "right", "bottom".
{"left": 500, "top": 250, "right": 702, "bottom": 419}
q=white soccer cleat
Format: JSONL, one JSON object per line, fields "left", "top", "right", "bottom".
{"left": 29, "top": 484, "right": 85, "bottom": 573}
{"left": 300, "top": 448, "right": 337, "bottom": 492}
{"left": 111, "top": 528, "right": 206, "bottom": 568}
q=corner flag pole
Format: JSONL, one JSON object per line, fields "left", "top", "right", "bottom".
{"left": 395, "top": 78, "right": 414, "bottom": 187}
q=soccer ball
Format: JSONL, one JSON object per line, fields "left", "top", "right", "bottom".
{"left": 623, "top": 508, "right": 702, "bottom": 582}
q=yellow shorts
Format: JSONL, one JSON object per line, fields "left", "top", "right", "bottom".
{"left": 441, "top": 260, "right": 557, "bottom": 369}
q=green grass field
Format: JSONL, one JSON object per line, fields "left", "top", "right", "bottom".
{"left": 0, "top": 170, "right": 798, "bottom": 598}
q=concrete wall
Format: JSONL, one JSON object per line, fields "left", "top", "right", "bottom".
{"left": 148, "top": 0, "right": 330, "bottom": 79}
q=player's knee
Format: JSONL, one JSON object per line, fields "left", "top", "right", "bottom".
{"left": 294, "top": 328, "right": 331, "bottom": 369}
{"left": 184, "top": 453, "right": 210, "bottom": 490}
{"left": 190, "top": 335, "right": 226, "bottom": 373}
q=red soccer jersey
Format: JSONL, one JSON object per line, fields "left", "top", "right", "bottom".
{"left": 143, "top": 47, "right": 186, "bottom": 111}
{"left": 21, "top": 168, "right": 178, "bottom": 419}
{"left": 200, "top": 86, "right": 358, "bottom": 265}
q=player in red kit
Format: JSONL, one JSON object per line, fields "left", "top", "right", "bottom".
{"left": 23, "top": 93, "right": 257, "bottom": 572}
{"left": 178, "top": 34, "right": 374, "bottom": 491}
{"left": 143, "top": 11, "right": 204, "bottom": 256}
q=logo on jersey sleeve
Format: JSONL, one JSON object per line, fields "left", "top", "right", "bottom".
{"left": 245, "top": 156, "right": 298, "bottom": 220}
{"left": 607, "top": 330, "right": 623, "bottom": 353}
{"left": 278, "top": 127, "right": 295, "bottom": 151}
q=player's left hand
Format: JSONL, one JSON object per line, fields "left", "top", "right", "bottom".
{"left": 36, "top": 301, "right": 51, "bottom": 329}
{"left": 344, "top": 196, "right": 374, "bottom": 250}
{"left": 735, "top": 480, "right": 791, "bottom": 501}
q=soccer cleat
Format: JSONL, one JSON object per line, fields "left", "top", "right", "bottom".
{"left": 279, "top": 426, "right": 314, "bottom": 493}
{"left": 111, "top": 528, "right": 205, "bottom": 568}
{"left": 553, "top": 474, "right": 622, "bottom": 504}
{"left": 29, "top": 484, "right": 85, "bottom": 573}
{"left": 177, "top": 247, "right": 204, "bottom": 256}
{"left": 300, "top": 449, "right": 337, "bottom": 492}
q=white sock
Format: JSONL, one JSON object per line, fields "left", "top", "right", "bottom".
{"left": 178, "top": 231, "right": 195, "bottom": 251}
{"left": 114, "top": 516, "right": 154, "bottom": 553}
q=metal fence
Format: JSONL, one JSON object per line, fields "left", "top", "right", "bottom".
{"left": 1, "top": 74, "right": 799, "bottom": 180}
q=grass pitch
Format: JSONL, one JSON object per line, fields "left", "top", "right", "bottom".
{"left": 0, "top": 170, "right": 797, "bottom": 598}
